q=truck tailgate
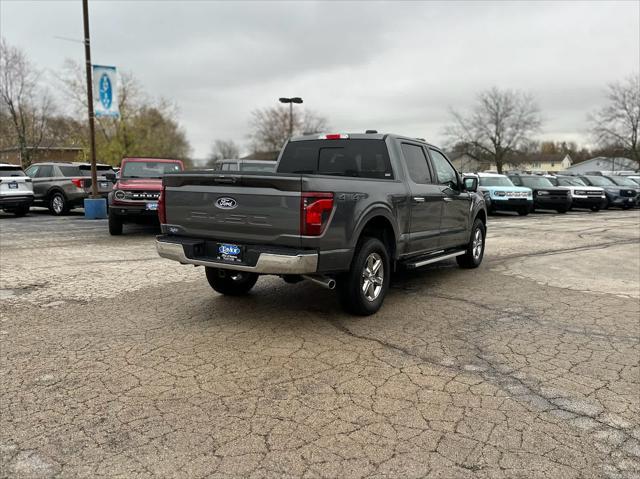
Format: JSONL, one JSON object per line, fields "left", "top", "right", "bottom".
{"left": 163, "top": 173, "right": 302, "bottom": 247}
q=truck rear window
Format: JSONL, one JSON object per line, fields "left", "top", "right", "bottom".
{"left": 277, "top": 140, "right": 393, "bottom": 179}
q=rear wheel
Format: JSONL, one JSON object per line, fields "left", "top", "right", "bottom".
{"left": 517, "top": 207, "right": 529, "bottom": 216}
{"left": 556, "top": 207, "right": 568, "bottom": 214}
{"left": 205, "top": 267, "right": 258, "bottom": 296}
{"left": 457, "top": 218, "right": 486, "bottom": 269}
{"left": 48, "top": 192, "right": 68, "bottom": 216}
{"left": 108, "top": 211, "right": 123, "bottom": 235}
{"left": 338, "top": 237, "right": 390, "bottom": 316}
{"left": 590, "top": 204, "right": 601, "bottom": 212}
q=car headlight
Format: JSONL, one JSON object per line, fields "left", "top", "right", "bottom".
{"left": 114, "top": 190, "right": 126, "bottom": 200}
{"left": 574, "top": 190, "right": 586, "bottom": 195}
{"left": 494, "top": 191, "right": 506, "bottom": 197}
{"left": 537, "top": 190, "right": 549, "bottom": 196}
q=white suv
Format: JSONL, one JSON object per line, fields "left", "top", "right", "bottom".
{"left": 0, "top": 163, "right": 34, "bottom": 216}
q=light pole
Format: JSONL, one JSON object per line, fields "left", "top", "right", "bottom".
{"left": 82, "top": 0, "right": 98, "bottom": 199}
{"left": 279, "top": 97, "right": 303, "bottom": 138}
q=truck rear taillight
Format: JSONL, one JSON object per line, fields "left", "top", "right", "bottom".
{"left": 301, "top": 192, "right": 333, "bottom": 236}
{"left": 71, "top": 178, "right": 85, "bottom": 188}
{"left": 158, "top": 187, "right": 166, "bottom": 224}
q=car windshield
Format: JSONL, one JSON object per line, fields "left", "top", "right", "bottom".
{"left": 520, "top": 176, "right": 554, "bottom": 188}
{"left": 608, "top": 176, "right": 638, "bottom": 186}
{"left": 121, "top": 161, "right": 182, "bottom": 178}
{"left": 479, "top": 176, "right": 514, "bottom": 187}
{"left": 583, "top": 176, "right": 615, "bottom": 186}
{"left": 0, "top": 166, "right": 26, "bottom": 176}
{"left": 557, "top": 177, "right": 586, "bottom": 186}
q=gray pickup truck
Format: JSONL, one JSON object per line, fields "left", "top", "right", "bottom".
{"left": 156, "top": 132, "right": 487, "bottom": 315}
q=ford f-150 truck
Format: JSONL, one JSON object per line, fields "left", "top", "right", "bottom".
{"left": 156, "top": 133, "right": 487, "bottom": 315}
{"left": 108, "top": 158, "right": 184, "bottom": 235}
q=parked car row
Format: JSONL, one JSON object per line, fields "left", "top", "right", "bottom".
{"left": 473, "top": 171, "right": 639, "bottom": 215}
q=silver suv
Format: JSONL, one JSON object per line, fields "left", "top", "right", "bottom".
{"left": 25, "top": 162, "right": 116, "bottom": 215}
{"left": 0, "top": 164, "right": 34, "bottom": 216}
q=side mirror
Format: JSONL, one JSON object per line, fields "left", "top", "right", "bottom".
{"left": 105, "top": 173, "right": 116, "bottom": 182}
{"left": 462, "top": 176, "right": 478, "bottom": 192}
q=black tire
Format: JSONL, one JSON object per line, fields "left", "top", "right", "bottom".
{"left": 517, "top": 207, "right": 529, "bottom": 216}
{"left": 108, "top": 211, "right": 123, "bottom": 235}
{"left": 337, "top": 237, "right": 390, "bottom": 316}
{"left": 603, "top": 198, "right": 610, "bottom": 209}
{"left": 556, "top": 207, "right": 568, "bottom": 214}
{"left": 48, "top": 191, "right": 68, "bottom": 216}
{"left": 205, "top": 267, "right": 258, "bottom": 296}
{"left": 456, "top": 218, "right": 486, "bottom": 269}
{"left": 622, "top": 204, "right": 631, "bottom": 210}
{"left": 590, "top": 205, "right": 601, "bottom": 212}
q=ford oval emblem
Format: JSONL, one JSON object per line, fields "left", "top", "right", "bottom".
{"left": 216, "top": 197, "right": 237, "bottom": 209}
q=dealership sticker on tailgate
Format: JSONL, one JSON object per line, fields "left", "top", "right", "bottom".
{"left": 146, "top": 202, "right": 158, "bottom": 211}
{"left": 217, "top": 243, "right": 243, "bottom": 263}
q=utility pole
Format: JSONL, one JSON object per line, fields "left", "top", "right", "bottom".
{"left": 278, "top": 97, "right": 303, "bottom": 139}
{"left": 82, "top": 0, "right": 99, "bottom": 198}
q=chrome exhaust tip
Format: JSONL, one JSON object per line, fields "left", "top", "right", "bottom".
{"left": 302, "top": 275, "right": 336, "bottom": 290}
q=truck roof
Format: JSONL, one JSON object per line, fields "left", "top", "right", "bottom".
{"left": 289, "top": 132, "right": 440, "bottom": 150}
{"left": 122, "top": 158, "right": 183, "bottom": 163}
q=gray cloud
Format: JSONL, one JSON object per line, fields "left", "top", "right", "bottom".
{"left": 2, "top": 0, "right": 638, "bottom": 157}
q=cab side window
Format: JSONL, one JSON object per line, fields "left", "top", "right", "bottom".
{"left": 36, "top": 165, "right": 54, "bottom": 177}
{"left": 401, "top": 143, "right": 432, "bottom": 184}
{"left": 429, "top": 149, "right": 458, "bottom": 188}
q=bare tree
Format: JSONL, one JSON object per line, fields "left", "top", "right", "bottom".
{"left": 207, "top": 139, "right": 240, "bottom": 166}
{"left": 444, "top": 87, "right": 542, "bottom": 173}
{"left": 589, "top": 74, "right": 640, "bottom": 163}
{"left": 0, "top": 38, "right": 54, "bottom": 167}
{"left": 249, "top": 106, "right": 328, "bottom": 153}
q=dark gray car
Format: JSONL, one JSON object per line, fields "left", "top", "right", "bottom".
{"left": 25, "top": 162, "right": 115, "bottom": 215}
{"left": 156, "top": 133, "right": 487, "bottom": 315}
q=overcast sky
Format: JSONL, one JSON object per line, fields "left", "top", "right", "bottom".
{"left": 2, "top": 0, "right": 638, "bottom": 158}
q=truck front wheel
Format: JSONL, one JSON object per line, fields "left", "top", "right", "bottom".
{"left": 338, "top": 237, "right": 390, "bottom": 316}
{"left": 456, "top": 218, "right": 486, "bottom": 269}
{"left": 205, "top": 267, "right": 258, "bottom": 296}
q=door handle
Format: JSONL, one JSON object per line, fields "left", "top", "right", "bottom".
{"left": 443, "top": 197, "right": 453, "bottom": 202}
{"left": 413, "top": 197, "right": 425, "bottom": 203}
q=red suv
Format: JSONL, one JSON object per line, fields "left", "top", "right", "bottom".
{"left": 108, "top": 158, "right": 184, "bottom": 235}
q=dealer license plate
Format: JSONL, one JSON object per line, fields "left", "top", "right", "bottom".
{"left": 146, "top": 202, "right": 158, "bottom": 211}
{"left": 8, "top": 182, "right": 18, "bottom": 189}
{"left": 216, "top": 243, "right": 243, "bottom": 263}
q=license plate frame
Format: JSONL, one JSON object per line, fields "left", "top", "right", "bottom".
{"left": 216, "top": 243, "right": 244, "bottom": 263}
{"left": 100, "top": 182, "right": 109, "bottom": 189}
{"left": 8, "top": 182, "right": 18, "bottom": 189}
{"left": 146, "top": 202, "right": 158, "bottom": 211}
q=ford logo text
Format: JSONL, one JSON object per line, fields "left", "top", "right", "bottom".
{"left": 216, "top": 197, "right": 237, "bottom": 209}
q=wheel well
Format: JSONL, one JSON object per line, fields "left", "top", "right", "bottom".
{"left": 475, "top": 209, "right": 487, "bottom": 226}
{"left": 47, "top": 188, "right": 66, "bottom": 200}
{"left": 359, "top": 216, "right": 396, "bottom": 259}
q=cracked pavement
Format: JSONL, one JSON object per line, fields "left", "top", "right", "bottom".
{"left": 1, "top": 208, "right": 639, "bottom": 478}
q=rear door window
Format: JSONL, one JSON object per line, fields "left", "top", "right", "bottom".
{"left": 58, "top": 166, "right": 82, "bottom": 177}
{"left": 278, "top": 139, "right": 393, "bottom": 179}
{"left": 400, "top": 143, "right": 432, "bottom": 184}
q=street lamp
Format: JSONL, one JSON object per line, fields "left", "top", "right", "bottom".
{"left": 279, "top": 97, "right": 303, "bottom": 138}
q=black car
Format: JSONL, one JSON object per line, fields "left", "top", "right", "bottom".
{"left": 546, "top": 175, "right": 607, "bottom": 211}
{"left": 508, "top": 174, "right": 572, "bottom": 213}
{"left": 579, "top": 175, "right": 636, "bottom": 209}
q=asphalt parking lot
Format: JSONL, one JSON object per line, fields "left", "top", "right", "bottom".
{"left": 1, "top": 208, "right": 639, "bottom": 479}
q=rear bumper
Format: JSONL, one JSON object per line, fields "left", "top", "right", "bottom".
{"left": 0, "top": 195, "right": 34, "bottom": 208}
{"left": 156, "top": 236, "right": 318, "bottom": 274}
